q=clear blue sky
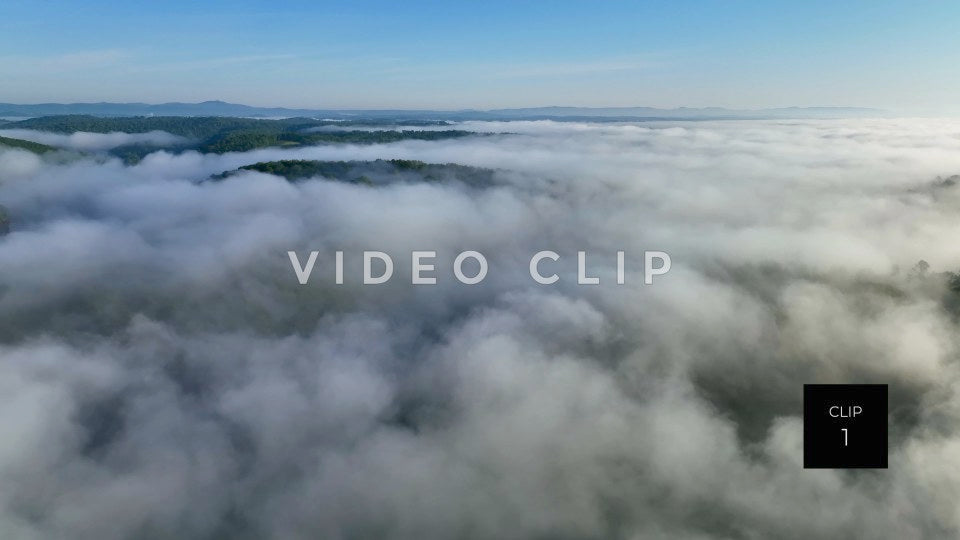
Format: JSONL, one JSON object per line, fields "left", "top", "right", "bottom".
{"left": 1, "top": 0, "right": 959, "bottom": 112}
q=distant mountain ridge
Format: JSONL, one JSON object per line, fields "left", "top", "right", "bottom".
{"left": 0, "top": 100, "right": 885, "bottom": 120}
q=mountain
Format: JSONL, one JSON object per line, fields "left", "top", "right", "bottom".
{"left": 0, "top": 101, "right": 886, "bottom": 121}
{"left": 0, "top": 101, "right": 324, "bottom": 119}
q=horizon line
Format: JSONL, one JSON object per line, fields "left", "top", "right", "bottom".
{"left": 0, "top": 100, "right": 885, "bottom": 113}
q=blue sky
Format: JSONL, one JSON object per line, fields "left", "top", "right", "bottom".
{"left": 1, "top": 0, "right": 959, "bottom": 112}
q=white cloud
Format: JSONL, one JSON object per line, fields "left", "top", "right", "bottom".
{"left": 1, "top": 118, "right": 960, "bottom": 538}
{"left": 0, "top": 129, "right": 188, "bottom": 151}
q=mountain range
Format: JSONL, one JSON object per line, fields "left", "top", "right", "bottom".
{"left": 0, "top": 101, "right": 885, "bottom": 121}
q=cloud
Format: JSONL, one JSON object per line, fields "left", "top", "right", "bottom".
{"left": 0, "top": 148, "right": 42, "bottom": 180}
{"left": 1, "top": 118, "right": 960, "bottom": 538}
{"left": 0, "top": 129, "right": 188, "bottom": 151}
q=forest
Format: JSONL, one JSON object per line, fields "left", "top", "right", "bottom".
{"left": 2, "top": 115, "right": 480, "bottom": 163}
{"left": 0, "top": 135, "right": 56, "bottom": 154}
{"left": 212, "top": 158, "right": 497, "bottom": 187}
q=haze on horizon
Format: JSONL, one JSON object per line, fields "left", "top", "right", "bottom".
{"left": 1, "top": 0, "right": 959, "bottom": 114}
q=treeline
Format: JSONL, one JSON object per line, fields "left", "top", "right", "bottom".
{"left": 213, "top": 159, "right": 496, "bottom": 187}
{"left": 198, "top": 129, "right": 474, "bottom": 154}
{"left": 3, "top": 116, "right": 480, "bottom": 162}
{"left": 7, "top": 115, "right": 331, "bottom": 138}
{"left": 0, "top": 135, "right": 56, "bottom": 154}
{"left": 6, "top": 115, "right": 455, "bottom": 138}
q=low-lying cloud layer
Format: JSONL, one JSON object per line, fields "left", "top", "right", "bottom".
{"left": 0, "top": 128, "right": 187, "bottom": 151}
{"left": 2, "top": 119, "right": 960, "bottom": 539}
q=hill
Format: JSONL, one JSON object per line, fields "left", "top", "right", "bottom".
{"left": 3, "top": 116, "right": 478, "bottom": 163}
{"left": 213, "top": 159, "right": 496, "bottom": 187}
{"left": 0, "top": 135, "right": 56, "bottom": 154}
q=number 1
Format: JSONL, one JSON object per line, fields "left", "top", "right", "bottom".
{"left": 841, "top": 428, "right": 848, "bottom": 446}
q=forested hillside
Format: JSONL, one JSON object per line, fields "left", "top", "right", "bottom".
{"left": 212, "top": 159, "right": 497, "bottom": 187}
{"left": 0, "top": 135, "right": 56, "bottom": 154}
{"left": 2, "top": 115, "right": 479, "bottom": 162}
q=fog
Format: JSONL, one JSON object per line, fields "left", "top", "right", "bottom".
{"left": 0, "top": 129, "right": 187, "bottom": 151}
{"left": 2, "top": 118, "right": 960, "bottom": 539}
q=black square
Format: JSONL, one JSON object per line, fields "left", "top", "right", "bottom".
{"left": 803, "top": 384, "right": 887, "bottom": 468}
